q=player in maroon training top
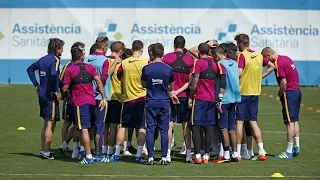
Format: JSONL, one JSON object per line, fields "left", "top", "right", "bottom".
{"left": 262, "top": 47, "right": 301, "bottom": 159}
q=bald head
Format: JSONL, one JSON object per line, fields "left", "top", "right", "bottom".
{"left": 261, "top": 47, "right": 277, "bottom": 62}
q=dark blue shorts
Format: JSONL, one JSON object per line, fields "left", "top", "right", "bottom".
{"left": 39, "top": 98, "right": 60, "bottom": 121}
{"left": 218, "top": 103, "right": 236, "bottom": 130}
{"left": 236, "top": 96, "right": 259, "bottom": 121}
{"left": 75, "top": 104, "right": 95, "bottom": 130}
{"left": 106, "top": 100, "right": 122, "bottom": 124}
{"left": 190, "top": 100, "right": 216, "bottom": 126}
{"left": 170, "top": 97, "right": 189, "bottom": 123}
{"left": 94, "top": 100, "right": 107, "bottom": 134}
{"left": 120, "top": 102, "right": 145, "bottom": 129}
{"left": 280, "top": 89, "right": 302, "bottom": 124}
{"left": 62, "top": 101, "right": 75, "bottom": 123}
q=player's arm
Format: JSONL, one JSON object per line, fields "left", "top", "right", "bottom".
{"left": 100, "top": 59, "right": 110, "bottom": 86}
{"left": 26, "top": 60, "right": 40, "bottom": 91}
{"left": 62, "top": 69, "right": 72, "bottom": 104}
{"left": 217, "top": 63, "right": 227, "bottom": 98}
{"left": 262, "top": 57, "right": 275, "bottom": 79}
{"left": 168, "top": 68, "right": 179, "bottom": 104}
{"left": 174, "top": 59, "right": 196, "bottom": 95}
{"left": 276, "top": 62, "right": 286, "bottom": 97}
{"left": 237, "top": 53, "right": 245, "bottom": 77}
{"left": 108, "top": 57, "right": 122, "bottom": 77}
{"left": 92, "top": 65, "right": 107, "bottom": 110}
{"left": 141, "top": 67, "right": 147, "bottom": 88}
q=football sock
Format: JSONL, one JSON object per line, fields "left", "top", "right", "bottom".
{"left": 294, "top": 137, "right": 300, "bottom": 147}
{"left": 136, "top": 145, "right": 143, "bottom": 157}
{"left": 257, "top": 143, "right": 265, "bottom": 155}
{"left": 115, "top": 145, "right": 121, "bottom": 156}
{"left": 286, "top": 142, "right": 294, "bottom": 153}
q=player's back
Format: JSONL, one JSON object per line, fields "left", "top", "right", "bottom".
{"left": 276, "top": 55, "right": 299, "bottom": 90}
{"left": 84, "top": 53, "right": 111, "bottom": 100}
{"left": 121, "top": 56, "right": 148, "bottom": 101}
{"left": 163, "top": 51, "right": 194, "bottom": 97}
{"left": 108, "top": 57, "right": 122, "bottom": 101}
{"left": 143, "top": 62, "right": 173, "bottom": 108}
{"left": 238, "top": 49, "right": 263, "bottom": 95}
{"left": 219, "top": 58, "right": 241, "bottom": 104}
{"left": 38, "top": 54, "right": 59, "bottom": 99}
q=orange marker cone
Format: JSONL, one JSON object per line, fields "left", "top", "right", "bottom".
{"left": 262, "top": 93, "right": 267, "bottom": 96}
{"left": 276, "top": 97, "right": 280, "bottom": 100}
{"left": 316, "top": 109, "right": 320, "bottom": 113}
{"left": 307, "top": 107, "right": 313, "bottom": 111}
{"left": 269, "top": 95, "right": 274, "bottom": 98}
{"left": 300, "top": 104, "right": 304, "bottom": 107}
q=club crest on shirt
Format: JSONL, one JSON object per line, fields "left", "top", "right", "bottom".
{"left": 152, "top": 78, "right": 163, "bottom": 85}
{"left": 40, "top": 71, "right": 46, "bottom": 76}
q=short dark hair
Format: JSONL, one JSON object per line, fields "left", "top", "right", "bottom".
{"left": 71, "top": 47, "right": 83, "bottom": 61}
{"left": 47, "top": 38, "right": 64, "bottom": 54}
{"left": 132, "top": 40, "right": 144, "bottom": 51}
{"left": 228, "top": 43, "right": 238, "bottom": 52}
{"left": 122, "top": 48, "right": 133, "bottom": 59}
{"left": 198, "top": 43, "right": 210, "bottom": 55}
{"left": 150, "top": 43, "right": 164, "bottom": 58}
{"left": 90, "top": 43, "right": 97, "bottom": 55}
{"left": 174, "top": 36, "right": 185, "bottom": 49}
{"left": 218, "top": 43, "right": 229, "bottom": 53}
{"left": 110, "top": 41, "right": 125, "bottom": 53}
{"left": 214, "top": 47, "right": 226, "bottom": 55}
{"left": 95, "top": 37, "right": 109, "bottom": 49}
{"left": 234, "top": 33, "right": 250, "bottom": 47}
{"left": 148, "top": 44, "right": 154, "bottom": 55}
{"left": 71, "top": 42, "right": 85, "bottom": 49}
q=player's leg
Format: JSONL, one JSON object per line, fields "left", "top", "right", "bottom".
{"left": 216, "top": 104, "right": 231, "bottom": 163}
{"left": 245, "top": 123, "right": 254, "bottom": 158}
{"left": 61, "top": 102, "right": 71, "bottom": 143}
{"left": 228, "top": 103, "right": 238, "bottom": 161}
{"left": 158, "top": 108, "right": 170, "bottom": 165}
{"left": 179, "top": 98, "right": 192, "bottom": 161}
{"left": 202, "top": 102, "right": 216, "bottom": 164}
{"left": 191, "top": 100, "right": 205, "bottom": 164}
{"left": 93, "top": 100, "right": 107, "bottom": 161}
{"left": 103, "top": 124, "right": 109, "bottom": 155}
{"left": 145, "top": 107, "right": 157, "bottom": 165}
{"left": 293, "top": 90, "right": 302, "bottom": 156}
{"left": 167, "top": 102, "right": 177, "bottom": 162}
{"left": 126, "top": 128, "right": 136, "bottom": 154}
{"left": 236, "top": 96, "right": 250, "bottom": 160}
{"left": 42, "top": 100, "right": 58, "bottom": 159}
{"left": 248, "top": 96, "right": 266, "bottom": 161}
{"left": 135, "top": 102, "right": 147, "bottom": 163}
{"left": 71, "top": 127, "right": 80, "bottom": 159}
{"left": 105, "top": 100, "right": 121, "bottom": 157}
{"left": 59, "top": 102, "right": 74, "bottom": 157}
{"left": 76, "top": 105, "right": 94, "bottom": 164}
{"left": 113, "top": 102, "right": 130, "bottom": 161}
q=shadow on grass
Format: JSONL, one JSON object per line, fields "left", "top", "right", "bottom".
{"left": 7, "top": 149, "right": 77, "bottom": 163}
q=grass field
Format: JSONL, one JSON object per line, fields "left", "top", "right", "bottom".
{"left": 0, "top": 85, "right": 320, "bottom": 179}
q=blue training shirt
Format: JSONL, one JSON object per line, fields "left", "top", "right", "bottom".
{"left": 219, "top": 59, "right": 241, "bottom": 104}
{"left": 84, "top": 54, "right": 111, "bottom": 101}
{"left": 141, "top": 62, "right": 174, "bottom": 108}
{"left": 27, "top": 53, "right": 60, "bottom": 101}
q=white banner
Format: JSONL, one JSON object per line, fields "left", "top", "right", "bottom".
{"left": 0, "top": 8, "right": 319, "bottom": 60}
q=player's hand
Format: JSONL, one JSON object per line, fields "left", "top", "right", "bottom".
{"left": 172, "top": 94, "right": 180, "bottom": 104}
{"left": 99, "top": 99, "right": 107, "bottom": 111}
{"left": 65, "top": 96, "right": 73, "bottom": 105}
{"left": 172, "top": 90, "right": 179, "bottom": 96}
{"left": 188, "top": 98, "right": 193, "bottom": 109}
{"left": 115, "top": 56, "right": 122, "bottom": 64}
{"left": 278, "top": 91, "right": 284, "bottom": 97}
{"left": 35, "top": 86, "right": 40, "bottom": 93}
{"left": 216, "top": 102, "right": 223, "bottom": 113}
{"left": 53, "top": 92, "right": 61, "bottom": 100}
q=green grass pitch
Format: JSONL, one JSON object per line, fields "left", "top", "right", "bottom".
{"left": 0, "top": 85, "right": 319, "bottom": 179}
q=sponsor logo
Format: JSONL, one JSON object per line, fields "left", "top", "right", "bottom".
{"left": 11, "top": 23, "right": 81, "bottom": 47}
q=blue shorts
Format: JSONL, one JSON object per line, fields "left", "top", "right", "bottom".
{"left": 280, "top": 89, "right": 302, "bottom": 124}
{"left": 75, "top": 104, "right": 95, "bottom": 130}
{"left": 236, "top": 96, "right": 259, "bottom": 121}
{"left": 120, "top": 102, "right": 145, "bottom": 129}
{"left": 106, "top": 100, "right": 122, "bottom": 124}
{"left": 190, "top": 100, "right": 216, "bottom": 126}
{"left": 39, "top": 98, "right": 60, "bottom": 121}
{"left": 93, "top": 100, "right": 107, "bottom": 134}
{"left": 62, "top": 101, "right": 75, "bottom": 123}
{"left": 218, "top": 103, "right": 236, "bottom": 130}
{"left": 170, "top": 97, "right": 189, "bottom": 123}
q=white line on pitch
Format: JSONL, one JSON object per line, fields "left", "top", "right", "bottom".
{"left": 262, "top": 130, "right": 320, "bottom": 136}
{"left": 0, "top": 84, "right": 9, "bottom": 87}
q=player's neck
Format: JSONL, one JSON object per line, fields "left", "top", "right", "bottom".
{"left": 243, "top": 47, "right": 250, "bottom": 51}
{"left": 132, "top": 52, "right": 141, "bottom": 58}
{"left": 95, "top": 49, "right": 105, "bottom": 54}
{"left": 110, "top": 52, "right": 119, "bottom": 58}
{"left": 74, "top": 60, "right": 82, "bottom": 64}
{"left": 153, "top": 58, "right": 162, "bottom": 63}
{"left": 200, "top": 54, "right": 209, "bottom": 59}
{"left": 174, "top": 48, "right": 183, "bottom": 52}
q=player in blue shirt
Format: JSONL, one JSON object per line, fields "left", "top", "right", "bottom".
{"left": 27, "top": 38, "right": 65, "bottom": 159}
{"left": 58, "top": 42, "right": 85, "bottom": 159}
{"left": 141, "top": 43, "right": 179, "bottom": 165}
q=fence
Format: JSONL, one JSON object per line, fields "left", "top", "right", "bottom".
{"left": 0, "top": 0, "right": 319, "bottom": 85}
